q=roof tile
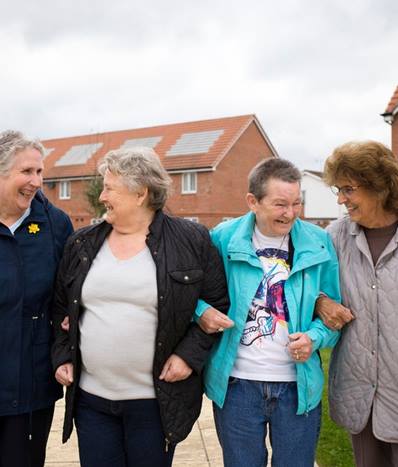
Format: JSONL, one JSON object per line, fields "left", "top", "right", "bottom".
{"left": 43, "top": 115, "right": 263, "bottom": 178}
{"left": 384, "top": 85, "right": 398, "bottom": 114}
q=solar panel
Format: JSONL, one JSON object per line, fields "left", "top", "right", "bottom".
{"left": 120, "top": 136, "right": 162, "bottom": 150}
{"left": 55, "top": 143, "right": 103, "bottom": 166}
{"left": 166, "top": 130, "right": 224, "bottom": 156}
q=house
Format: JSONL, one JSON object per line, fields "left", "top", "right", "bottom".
{"left": 42, "top": 115, "right": 278, "bottom": 228}
{"left": 381, "top": 84, "right": 398, "bottom": 155}
{"left": 301, "top": 170, "right": 345, "bottom": 226}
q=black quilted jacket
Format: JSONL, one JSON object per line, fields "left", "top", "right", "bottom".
{"left": 51, "top": 210, "right": 229, "bottom": 444}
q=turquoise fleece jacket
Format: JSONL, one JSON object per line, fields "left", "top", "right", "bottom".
{"left": 196, "top": 212, "right": 341, "bottom": 414}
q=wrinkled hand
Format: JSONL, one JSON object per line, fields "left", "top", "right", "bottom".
{"left": 55, "top": 363, "right": 74, "bottom": 386}
{"left": 316, "top": 295, "right": 354, "bottom": 330}
{"left": 61, "top": 316, "right": 70, "bottom": 332}
{"left": 198, "top": 307, "right": 234, "bottom": 334}
{"left": 288, "top": 333, "right": 312, "bottom": 362}
{"left": 159, "top": 354, "right": 193, "bottom": 383}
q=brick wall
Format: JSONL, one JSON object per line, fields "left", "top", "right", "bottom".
{"left": 43, "top": 179, "right": 94, "bottom": 229}
{"left": 166, "top": 121, "right": 275, "bottom": 228}
{"left": 392, "top": 118, "right": 398, "bottom": 157}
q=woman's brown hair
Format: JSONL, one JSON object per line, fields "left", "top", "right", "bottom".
{"left": 323, "top": 141, "right": 398, "bottom": 213}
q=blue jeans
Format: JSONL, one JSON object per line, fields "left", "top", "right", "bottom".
{"left": 213, "top": 379, "right": 321, "bottom": 467}
{"left": 75, "top": 389, "right": 175, "bottom": 467}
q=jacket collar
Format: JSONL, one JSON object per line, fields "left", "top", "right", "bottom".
{"left": 0, "top": 196, "right": 47, "bottom": 237}
{"left": 290, "top": 219, "right": 331, "bottom": 273}
{"left": 227, "top": 212, "right": 331, "bottom": 272}
{"left": 349, "top": 218, "right": 398, "bottom": 241}
{"left": 77, "top": 210, "right": 164, "bottom": 253}
{"left": 227, "top": 212, "right": 256, "bottom": 256}
{"left": 74, "top": 220, "right": 112, "bottom": 259}
{"left": 348, "top": 217, "right": 398, "bottom": 264}
{"left": 24, "top": 196, "right": 48, "bottom": 223}
{"left": 147, "top": 210, "right": 165, "bottom": 242}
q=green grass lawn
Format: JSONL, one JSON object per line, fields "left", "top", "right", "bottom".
{"left": 316, "top": 349, "right": 355, "bottom": 467}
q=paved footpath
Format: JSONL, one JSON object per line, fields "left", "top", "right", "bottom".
{"left": 45, "top": 396, "right": 223, "bottom": 467}
{"left": 45, "top": 396, "right": 318, "bottom": 466}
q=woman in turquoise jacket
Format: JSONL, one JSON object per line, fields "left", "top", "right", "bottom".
{"left": 196, "top": 158, "right": 340, "bottom": 467}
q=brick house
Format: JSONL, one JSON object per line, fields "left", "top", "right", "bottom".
{"left": 382, "top": 84, "right": 398, "bottom": 155}
{"left": 42, "top": 115, "right": 278, "bottom": 229}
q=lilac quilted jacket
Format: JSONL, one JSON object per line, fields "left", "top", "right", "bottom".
{"left": 327, "top": 216, "right": 398, "bottom": 442}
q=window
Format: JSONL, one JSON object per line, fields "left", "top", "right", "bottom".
{"left": 182, "top": 172, "right": 197, "bottom": 194}
{"left": 90, "top": 218, "right": 103, "bottom": 225}
{"left": 59, "top": 181, "right": 71, "bottom": 199}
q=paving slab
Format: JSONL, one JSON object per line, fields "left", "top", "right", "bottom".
{"left": 45, "top": 396, "right": 317, "bottom": 466}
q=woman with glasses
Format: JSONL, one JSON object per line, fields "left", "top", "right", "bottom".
{"left": 317, "top": 141, "right": 398, "bottom": 467}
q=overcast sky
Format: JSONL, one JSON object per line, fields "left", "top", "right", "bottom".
{"left": 1, "top": 0, "right": 397, "bottom": 169}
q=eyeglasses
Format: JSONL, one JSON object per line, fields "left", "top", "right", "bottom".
{"left": 330, "top": 185, "right": 362, "bottom": 197}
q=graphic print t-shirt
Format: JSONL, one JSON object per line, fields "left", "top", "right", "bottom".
{"left": 230, "top": 226, "right": 297, "bottom": 381}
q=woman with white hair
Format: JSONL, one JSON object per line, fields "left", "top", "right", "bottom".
{"left": 52, "top": 147, "right": 229, "bottom": 467}
{"left": 0, "top": 130, "right": 73, "bottom": 467}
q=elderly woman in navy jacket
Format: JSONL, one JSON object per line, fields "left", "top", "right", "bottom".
{"left": 0, "top": 130, "right": 73, "bottom": 467}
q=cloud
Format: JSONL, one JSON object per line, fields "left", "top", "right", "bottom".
{"left": 0, "top": 0, "right": 396, "bottom": 169}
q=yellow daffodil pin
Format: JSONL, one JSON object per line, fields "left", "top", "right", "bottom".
{"left": 28, "top": 223, "right": 40, "bottom": 234}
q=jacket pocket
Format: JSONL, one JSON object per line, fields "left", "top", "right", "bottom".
{"left": 169, "top": 269, "right": 204, "bottom": 284}
{"left": 168, "top": 269, "right": 204, "bottom": 326}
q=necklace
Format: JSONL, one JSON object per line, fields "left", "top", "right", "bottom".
{"left": 253, "top": 227, "right": 288, "bottom": 258}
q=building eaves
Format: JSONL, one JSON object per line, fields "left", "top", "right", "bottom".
{"left": 381, "top": 85, "right": 398, "bottom": 124}
{"left": 211, "top": 114, "right": 279, "bottom": 169}
{"left": 42, "top": 114, "right": 276, "bottom": 178}
{"left": 303, "top": 169, "right": 323, "bottom": 179}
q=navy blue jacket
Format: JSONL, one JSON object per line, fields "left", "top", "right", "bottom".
{"left": 0, "top": 192, "right": 73, "bottom": 416}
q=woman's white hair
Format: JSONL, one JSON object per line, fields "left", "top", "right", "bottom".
{"left": 98, "top": 147, "right": 172, "bottom": 211}
{"left": 0, "top": 130, "right": 44, "bottom": 176}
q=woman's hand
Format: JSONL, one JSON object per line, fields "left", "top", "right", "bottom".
{"left": 61, "top": 316, "right": 70, "bottom": 332}
{"left": 159, "top": 354, "right": 193, "bottom": 382}
{"left": 55, "top": 363, "right": 74, "bottom": 386}
{"left": 316, "top": 295, "right": 354, "bottom": 330}
{"left": 288, "top": 333, "right": 312, "bottom": 362}
{"left": 198, "top": 307, "right": 234, "bottom": 334}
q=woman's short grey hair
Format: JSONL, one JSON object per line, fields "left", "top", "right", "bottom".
{"left": 0, "top": 130, "right": 44, "bottom": 176}
{"left": 98, "top": 147, "right": 172, "bottom": 211}
{"left": 248, "top": 158, "right": 301, "bottom": 200}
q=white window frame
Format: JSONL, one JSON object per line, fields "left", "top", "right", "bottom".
{"left": 59, "top": 180, "right": 71, "bottom": 200}
{"left": 90, "top": 218, "right": 103, "bottom": 225}
{"left": 182, "top": 172, "right": 197, "bottom": 194}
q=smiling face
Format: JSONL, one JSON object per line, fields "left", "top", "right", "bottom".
{"left": 334, "top": 177, "right": 385, "bottom": 227}
{"left": 99, "top": 169, "right": 148, "bottom": 227}
{"left": 247, "top": 178, "right": 302, "bottom": 237}
{"left": 0, "top": 147, "right": 43, "bottom": 222}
